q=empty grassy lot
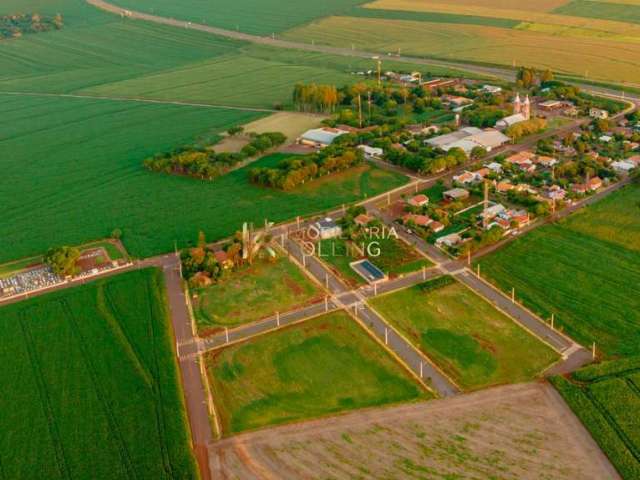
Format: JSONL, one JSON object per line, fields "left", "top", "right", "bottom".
{"left": 554, "top": 0, "right": 640, "bottom": 24}
{"left": 551, "top": 357, "right": 640, "bottom": 479}
{"left": 0, "top": 95, "right": 407, "bottom": 263}
{"left": 478, "top": 184, "right": 640, "bottom": 358}
{"left": 370, "top": 278, "right": 559, "bottom": 390}
{"left": 0, "top": 268, "right": 198, "bottom": 479}
{"left": 193, "top": 256, "right": 320, "bottom": 334}
{"left": 206, "top": 311, "right": 427, "bottom": 435}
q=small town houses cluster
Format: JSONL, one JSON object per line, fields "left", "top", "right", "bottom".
{"left": 293, "top": 73, "right": 638, "bottom": 257}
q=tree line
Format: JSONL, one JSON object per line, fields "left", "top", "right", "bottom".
{"left": 249, "top": 146, "right": 364, "bottom": 191}
{"left": 0, "top": 13, "right": 63, "bottom": 39}
{"left": 293, "top": 83, "right": 339, "bottom": 113}
{"left": 143, "top": 132, "right": 286, "bottom": 180}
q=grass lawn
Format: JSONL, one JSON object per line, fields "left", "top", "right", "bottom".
{"left": 478, "top": 184, "right": 640, "bottom": 358}
{"left": 0, "top": 268, "right": 198, "bottom": 479}
{"left": 370, "top": 277, "right": 559, "bottom": 390}
{"left": 551, "top": 357, "right": 640, "bottom": 480}
{"left": 206, "top": 311, "right": 428, "bottom": 435}
{"left": 193, "top": 255, "right": 320, "bottom": 334}
{"left": 317, "top": 237, "right": 367, "bottom": 287}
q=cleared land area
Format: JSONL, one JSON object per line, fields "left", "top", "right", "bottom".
{"left": 205, "top": 311, "right": 427, "bottom": 435}
{"left": 370, "top": 278, "right": 559, "bottom": 390}
{"left": 193, "top": 256, "right": 321, "bottom": 334}
{"left": 110, "top": 0, "right": 367, "bottom": 35}
{"left": 0, "top": 268, "right": 198, "bottom": 479}
{"left": 0, "top": 96, "right": 407, "bottom": 263}
{"left": 479, "top": 184, "right": 640, "bottom": 358}
{"left": 241, "top": 111, "right": 326, "bottom": 142}
{"left": 555, "top": 0, "right": 640, "bottom": 24}
{"left": 211, "top": 382, "right": 619, "bottom": 479}
{"left": 552, "top": 357, "right": 640, "bottom": 479}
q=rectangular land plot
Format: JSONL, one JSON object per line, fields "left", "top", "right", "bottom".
{"left": 551, "top": 357, "right": 640, "bottom": 480}
{"left": 478, "top": 184, "right": 640, "bottom": 358}
{"left": 0, "top": 268, "right": 198, "bottom": 479}
{"left": 369, "top": 277, "right": 559, "bottom": 390}
{"left": 205, "top": 311, "right": 428, "bottom": 435}
{"left": 193, "top": 255, "right": 321, "bottom": 334}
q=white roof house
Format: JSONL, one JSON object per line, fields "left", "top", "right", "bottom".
{"left": 313, "top": 218, "right": 342, "bottom": 240}
{"left": 481, "top": 85, "right": 502, "bottom": 94}
{"left": 357, "top": 145, "right": 383, "bottom": 159}
{"left": 426, "top": 127, "right": 509, "bottom": 155}
{"left": 299, "top": 128, "right": 348, "bottom": 147}
{"left": 496, "top": 113, "right": 527, "bottom": 130}
{"left": 612, "top": 160, "right": 636, "bottom": 173}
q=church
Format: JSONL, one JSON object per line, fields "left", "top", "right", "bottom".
{"left": 496, "top": 93, "right": 530, "bottom": 130}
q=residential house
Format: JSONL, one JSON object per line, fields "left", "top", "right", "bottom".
{"left": 358, "top": 145, "right": 383, "bottom": 159}
{"left": 354, "top": 213, "right": 373, "bottom": 226}
{"left": 402, "top": 213, "right": 432, "bottom": 227}
{"left": 588, "top": 177, "right": 603, "bottom": 191}
{"left": 429, "top": 221, "right": 445, "bottom": 233}
{"left": 590, "top": 108, "right": 609, "bottom": 120}
{"left": 436, "top": 233, "right": 462, "bottom": 248}
{"left": 535, "top": 155, "right": 558, "bottom": 168}
{"left": 453, "top": 171, "right": 482, "bottom": 185}
{"left": 506, "top": 151, "right": 536, "bottom": 173}
{"left": 314, "top": 218, "right": 342, "bottom": 239}
{"left": 407, "top": 194, "right": 429, "bottom": 207}
{"left": 485, "top": 162, "right": 503, "bottom": 174}
{"left": 443, "top": 188, "right": 470, "bottom": 201}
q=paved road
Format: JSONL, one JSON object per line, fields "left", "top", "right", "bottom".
{"left": 142, "top": 255, "right": 214, "bottom": 480}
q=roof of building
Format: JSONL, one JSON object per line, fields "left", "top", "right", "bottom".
{"left": 497, "top": 113, "right": 527, "bottom": 128}
{"left": 300, "top": 128, "right": 348, "bottom": 145}
{"left": 408, "top": 194, "right": 429, "bottom": 206}
{"left": 506, "top": 150, "right": 535, "bottom": 164}
{"left": 444, "top": 187, "right": 470, "bottom": 198}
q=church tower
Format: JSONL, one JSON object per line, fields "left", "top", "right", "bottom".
{"left": 523, "top": 95, "right": 531, "bottom": 120}
{"left": 513, "top": 93, "right": 522, "bottom": 115}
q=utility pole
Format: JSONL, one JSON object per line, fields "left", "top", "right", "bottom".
{"left": 511, "top": 287, "right": 515, "bottom": 303}
{"left": 377, "top": 59, "right": 382, "bottom": 87}
{"left": 551, "top": 313, "right": 555, "bottom": 329}
{"left": 357, "top": 94, "right": 363, "bottom": 128}
{"left": 367, "top": 91, "right": 372, "bottom": 121}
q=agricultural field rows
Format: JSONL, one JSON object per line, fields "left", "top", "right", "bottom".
{"left": 0, "top": 268, "right": 198, "bottom": 479}
{"left": 551, "top": 357, "right": 640, "bottom": 479}
{"left": 478, "top": 184, "right": 640, "bottom": 358}
{"left": 0, "top": 95, "right": 407, "bottom": 263}
{"left": 206, "top": 311, "right": 427, "bottom": 435}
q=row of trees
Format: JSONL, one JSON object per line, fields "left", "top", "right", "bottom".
{"left": 385, "top": 144, "right": 470, "bottom": 175}
{"left": 506, "top": 118, "right": 547, "bottom": 141}
{"left": 0, "top": 13, "right": 63, "bottom": 39}
{"left": 249, "top": 146, "right": 364, "bottom": 190}
{"left": 143, "top": 132, "right": 286, "bottom": 180}
{"left": 293, "top": 83, "right": 339, "bottom": 113}
{"left": 516, "top": 66, "right": 554, "bottom": 89}
{"left": 44, "top": 246, "right": 80, "bottom": 277}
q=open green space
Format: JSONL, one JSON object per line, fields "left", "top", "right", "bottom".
{"left": 110, "top": 0, "right": 367, "bottom": 35}
{"left": 370, "top": 278, "right": 558, "bottom": 390}
{"left": 551, "top": 357, "right": 640, "bottom": 480}
{"left": 318, "top": 238, "right": 367, "bottom": 287}
{"left": 0, "top": 268, "right": 198, "bottom": 479}
{"left": 0, "top": 94, "right": 407, "bottom": 264}
{"left": 193, "top": 255, "right": 320, "bottom": 334}
{"left": 478, "top": 184, "right": 640, "bottom": 358}
{"left": 206, "top": 311, "right": 427, "bottom": 435}
{"left": 554, "top": 0, "right": 640, "bottom": 25}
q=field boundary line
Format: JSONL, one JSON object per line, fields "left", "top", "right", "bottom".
{"left": 453, "top": 271, "right": 569, "bottom": 356}
{"left": 363, "top": 300, "right": 462, "bottom": 393}
{"left": 197, "top": 356, "right": 222, "bottom": 440}
{"left": 0, "top": 91, "right": 277, "bottom": 113}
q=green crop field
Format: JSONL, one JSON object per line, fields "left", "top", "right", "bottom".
{"left": 0, "top": 94, "right": 407, "bottom": 263}
{"left": 370, "top": 278, "right": 559, "bottom": 390}
{"left": 0, "top": 268, "right": 198, "bottom": 479}
{"left": 193, "top": 256, "right": 320, "bottom": 334}
{"left": 554, "top": 0, "right": 640, "bottom": 24}
{"left": 110, "top": 0, "right": 367, "bottom": 35}
{"left": 206, "top": 311, "right": 427, "bottom": 435}
{"left": 478, "top": 184, "right": 640, "bottom": 358}
{"left": 551, "top": 357, "right": 640, "bottom": 479}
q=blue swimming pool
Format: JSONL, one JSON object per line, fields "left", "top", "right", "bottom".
{"left": 350, "top": 259, "right": 386, "bottom": 283}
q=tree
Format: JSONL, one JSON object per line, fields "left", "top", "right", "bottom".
{"left": 44, "top": 246, "right": 81, "bottom": 277}
{"left": 110, "top": 228, "right": 122, "bottom": 240}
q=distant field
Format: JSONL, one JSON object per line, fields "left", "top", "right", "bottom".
{"left": 551, "top": 357, "right": 640, "bottom": 479}
{"left": 0, "top": 268, "right": 198, "bottom": 479}
{"left": 206, "top": 311, "right": 427, "bottom": 435}
{"left": 283, "top": 16, "right": 640, "bottom": 84}
{"left": 555, "top": 0, "right": 640, "bottom": 24}
{"left": 193, "top": 256, "right": 320, "bottom": 334}
{"left": 370, "top": 278, "right": 559, "bottom": 390}
{"left": 479, "top": 184, "right": 640, "bottom": 358}
{"left": 0, "top": 92, "right": 408, "bottom": 263}
{"left": 110, "top": 0, "right": 367, "bottom": 35}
